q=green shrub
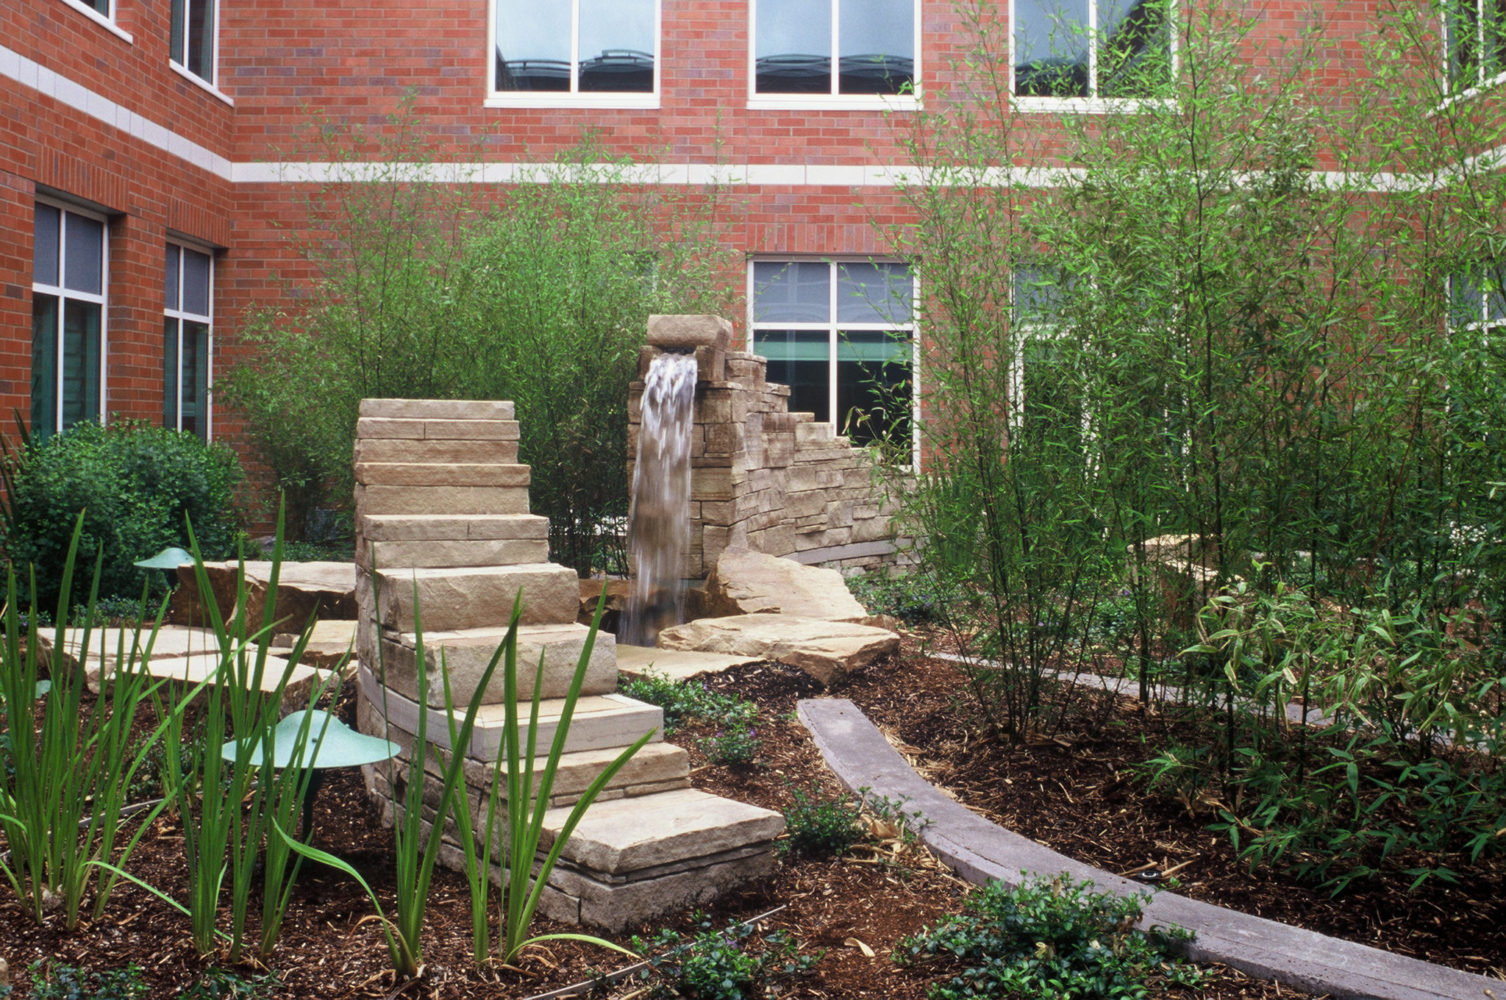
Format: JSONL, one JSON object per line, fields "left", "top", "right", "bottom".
{"left": 699, "top": 722, "right": 761, "bottom": 767}
{"left": 634, "top": 915, "right": 818, "bottom": 1000}
{"left": 26, "top": 963, "right": 149, "bottom": 1000}
{"left": 897, "top": 876, "right": 1202, "bottom": 1000}
{"left": 780, "top": 784, "right": 863, "bottom": 858}
{"left": 620, "top": 671, "right": 758, "bottom": 734}
{"left": 1, "top": 421, "right": 241, "bottom": 608}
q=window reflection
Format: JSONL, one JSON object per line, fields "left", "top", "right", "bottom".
{"left": 496, "top": 0, "right": 654, "bottom": 94}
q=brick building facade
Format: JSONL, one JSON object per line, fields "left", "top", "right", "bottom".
{"left": 0, "top": 0, "right": 1491, "bottom": 485}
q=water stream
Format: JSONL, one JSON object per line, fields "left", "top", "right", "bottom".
{"left": 621, "top": 352, "right": 698, "bottom": 646}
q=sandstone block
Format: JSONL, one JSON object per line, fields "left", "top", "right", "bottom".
{"left": 353, "top": 438, "right": 520, "bottom": 465}
{"left": 700, "top": 547, "right": 869, "bottom": 621}
{"left": 359, "top": 398, "right": 515, "bottom": 421}
{"left": 543, "top": 848, "right": 776, "bottom": 932}
{"left": 539, "top": 787, "right": 784, "bottom": 874}
{"left": 369, "top": 563, "right": 579, "bottom": 630}
{"left": 647, "top": 314, "right": 732, "bottom": 351}
{"left": 458, "top": 742, "right": 691, "bottom": 810}
{"left": 354, "top": 463, "right": 531, "bottom": 488}
{"left": 357, "top": 536, "right": 552, "bottom": 570}
{"left": 656, "top": 614, "right": 898, "bottom": 686}
{"left": 358, "top": 513, "right": 549, "bottom": 543}
{"left": 355, "top": 484, "right": 532, "bottom": 517}
{"left": 375, "top": 622, "right": 618, "bottom": 706}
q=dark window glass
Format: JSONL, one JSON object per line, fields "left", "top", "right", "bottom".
{"left": 61, "top": 300, "right": 101, "bottom": 431}
{"left": 757, "top": 0, "right": 833, "bottom": 93}
{"left": 64, "top": 213, "right": 103, "bottom": 295}
{"left": 1099, "top": 0, "right": 1168, "bottom": 98}
{"left": 31, "top": 295, "right": 58, "bottom": 435}
{"left": 754, "top": 330, "right": 831, "bottom": 422}
{"left": 165, "top": 245, "right": 181, "bottom": 308}
{"left": 753, "top": 261, "right": 831, "bottom": 323}
{"left": 34, "top": 205, "right": 59, "bottom": 287}
{"left": 1015, "top": 0, "right": 1090, "bottom": 98}
{"left": 837, "top": 0, "right": 913, "bottom": 94}
{"left": 837, "top": 330, "right": 910, "bottom": 447}
{"left": 182, "top": 248, "right": 211, "bottom": 315}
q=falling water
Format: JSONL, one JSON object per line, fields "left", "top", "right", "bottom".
{"left": 621, "top": 352, "right": 699, "bottom": 646}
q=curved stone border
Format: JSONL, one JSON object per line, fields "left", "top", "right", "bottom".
{"left": 798, "top": 698, "right": 1502, "bottom": 1000}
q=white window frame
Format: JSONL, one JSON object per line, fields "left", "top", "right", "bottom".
{"left": 747, "top": 257, "right": 920, "bottom": 467}
{"left": 747, "top": 0, "right": 921, "bottom": 111}
{"left": 57, "top": 0, "right": 134, "bottom": 43}
{"left": 32, "top": 198, "right": 109, "bottom": 436}
{"left": 164, "top": 241, "right": 215, "bottom": 440}
{"left": 487, "top": 0, "right": 661, "bottom": 109}
{"left": 1009, "top": 0, "right": 1176, "bottom": 113}
{"left": 1441, "top": 0, "right": 1506, "bottom": 99}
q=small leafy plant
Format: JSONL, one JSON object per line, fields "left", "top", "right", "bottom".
{"left": 897, "top": 875, "right": 1203, "bottom": 1000}
{"left": 633, "top": 914, "right": 819, "bottom": 1000}
{"left": 619, "top": 670, "right": 757, "bottom": 734}
{"left": 780, "top": 784, "right": 863, "bottom": 858}
{"left": 700, "top": 722, "right": 761, "bottom": 767}
{"left": 25, "top": 962, "right": 148, "bottom": 1000}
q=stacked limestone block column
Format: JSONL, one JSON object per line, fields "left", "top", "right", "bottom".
{"left": 627, "top": 315, "right": 909, "bottom": 581}
{"left": 353, "top": 398, "right": 783, "bottom": 930}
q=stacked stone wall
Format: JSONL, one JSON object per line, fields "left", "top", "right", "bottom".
{"left": 628, "top": 316, "right": 908, "bottom": 581}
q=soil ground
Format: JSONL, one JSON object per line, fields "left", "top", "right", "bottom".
{"left": 3, "top": 636, "right": 1501, "bottom": 997}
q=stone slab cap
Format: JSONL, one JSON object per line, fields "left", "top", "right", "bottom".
{"left": 358, "top": 536, "right": 552, "bottom": 571}
{"left": 356, "top": 417, "right": 520, "bottom": 441}
{"left": 701, "top": 546, "right": 869, "bottom": 621}
{"left": 359, "top": 513, "right": 549, "bottom": 543}
{"left": 797, "top": 698, "right": 1502, "bottom": 1000}
{"left": 359, "top": 398, "right": 515, "bottom": 421}
{"left": 542, "top": 847, "right": 775, "bottom": 932}
{"left": 354, "top": 463, "right": 531, "bottom": 488}
{"left": 353, "top": 438, "right": 520, "bottom": 465}
{"left": 355, "top": 483, "right": 532, "bottom": 517}
{"left": 655, "top": 614, "right": 899, "bottom": 686}
{"left": 172, "top": 561, "right": 357, "bottom": 629}
{"left": 374, "top": 621, "right": 618, "bottom": 705}
{"left": 539, "top": 786, "right": 784, "bottom": 874}
{"left": 647, "top": 314, "right": 732, "bottom": 351}
{"left": 356, "top": 664, "right": 662, "bottom": 760}
{"left": 367, "top": 562, "right": 579, "bottom": 630}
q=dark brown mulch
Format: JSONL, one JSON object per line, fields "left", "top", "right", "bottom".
{"left": 4, "top": 637, "right": 1435, "bottom": 998}
{"left": 690, "top": 642, "right": 1506, "bottom": 982}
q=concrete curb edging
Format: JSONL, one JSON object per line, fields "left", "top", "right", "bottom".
{"left": 797, "top": 698, "right": 1503, "bottom": 1000}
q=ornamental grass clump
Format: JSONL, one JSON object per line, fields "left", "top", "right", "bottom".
{"left": 0, "top": 517, "right": 181, "bottom": 930}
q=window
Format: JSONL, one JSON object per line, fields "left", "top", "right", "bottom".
{"left": 32, "top": 203, "right": 106, "bottom": 438}
{"left": 164, "top": 244, "right": 213, "bottom": 439}
{"left": 752, "top": 0, "right": 916, "bottom": 98}
{"left": 1010, "top": 267, "right": 1084, "bottom": 454}
{"left": 1012, "top": 0, "right": 1171, "bottom": 101}
{"left": 493, "top": 0, "right": 658, "bottom": 101}
{"left": 1444, "top": 0, "right": 1506, "bottom": 94}
{"left": 1450, "top": 264, "right": 1506, "bottom": 333}
{"left": 751, "top": 260, "right": 915, "bottom": 455}
{"left": 171, "top": 0, "right": 217, "bottom": 84}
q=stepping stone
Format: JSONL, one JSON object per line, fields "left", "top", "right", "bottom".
{"left": 360, "top": 620, "right": 617, "bottom": 705}
{"left": 536, "top": 787, "right": 784, "bottom": 931}
{"left": 366, "top": 563, "right": 579, "bottom": 631}
{"left": 655, "top": 614, "right": 899, "bottom": 685}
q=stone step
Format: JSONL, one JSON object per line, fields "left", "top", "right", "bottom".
{"left": 364, "top": 562, "right": 579, "bottom": 630}
{"left": 537, "top": 787, "right": 784, "bottom": 930}
{"left": 353, "top": 438, "right": 521, "bottom": 465}
{"left": 359, "top": 398, "right": 516, "bottom": 421}
{"left": 357, "top": 416, "right": 522, "bottom": 442}
{"left": 357, "top": 663, "right": 663, "bottom": 760}
{"left": 355, "top": 482, "right": 532, "bottom": 517}
{"left": 361, "top": 731, "right": 691, "bottom": 813}
{"left": 354, "top": 462, "right": 531, "bottom": 489}
{"left": 358, "top": 620, "right": 617, "bottom": 706}
{"left": 356, "top": 512, "right": 550, "bottom": 568}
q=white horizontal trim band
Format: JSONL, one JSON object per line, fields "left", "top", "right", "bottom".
{"left": 0, "top": 43, "right": 1487, "bottom": 197}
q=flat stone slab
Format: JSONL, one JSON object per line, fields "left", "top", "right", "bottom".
{"left": 540, "top": 786, "right": 784, "bottom": 875}
{"left": 798, "top": 698, "right": 1503, "bottom": 1000}
{"left": 176, "top": 560, "right": 357, "bottom": 627}
{"left": 367, "top": 563, "right": 579, "bottom": 630}
{"left": 271, "top": 619, "right": 356, "bottom": 670}
{"left": 365, "top": 621, "right": 617, "bottom": 705}
{"left": 699, "top": 546, "right": 869, "bottom": 621}
{"left": 358, "top": 398, "right": 515, "bottom": 421}
{"left": 655, "top": 614, "right": 898, "bottom": 685}
{"left": 614, "top": 643, "right": 763, "bottom": 681}
{"left": 356, "top": 664, "right": 662, "bottom": 761}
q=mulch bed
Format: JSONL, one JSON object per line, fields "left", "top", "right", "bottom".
{"left": 7, "top": 633, "right": 1500, "bottom": 997}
